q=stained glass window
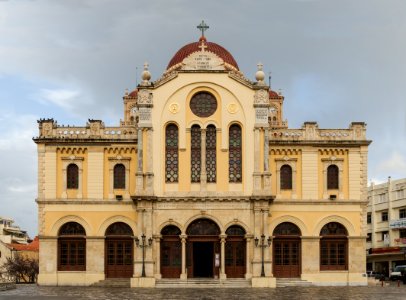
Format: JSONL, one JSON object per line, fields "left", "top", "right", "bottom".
{"left": 280, "top": 164, "right": 292, "bottom": 190}
{"left": 165, "top": 124, "right": 179, "bottom": 183}
{"left": 229, "top": 124, "right": 242, "bottom": 182}
{"left": 206, "top": 125, "right": 216, "bottom": 182}
{"left": 191, "top": 125, "right": 201, "bottom": 183}
{"left": 327, "top": 164, "right": 339, "bottom": 189}
{"left": 190, "top": 92, "right": 217, "bottom": 118}
{"left": 114, "top": 164, "right": 125, "bottom": 189}
{"left": 67, "top": 164, "right": 79, "bottom": 189}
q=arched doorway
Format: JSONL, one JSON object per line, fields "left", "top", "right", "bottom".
{"left": 225, "top": 225, "right": 246, "bottom": 278}
{"left": 161, "top": 225, "right": 181, "bottom": 278}
{"left": 186, "top": 218, "right": 220, "bottom": 278}
{"left": 105, "top": 222, "right": 134, "bottom": 278}
{"left": 273, "top": 222, "right": 301, "bottom": 278}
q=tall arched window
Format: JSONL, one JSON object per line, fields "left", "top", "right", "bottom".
{"left": 229, "top": 124, "right": 242, "bottom": 183}
{"left": 166, "top": 124, "right": 179, "bottom": 183}
{"left": 280, "top": 164, "right": 292, "bottom": 190}
{"left": 206, "top": 125, "right": 216, "bottom": 183}
{"left": 67, "top": 164, "right": 79, "bottom": 189}
{"left": 191, "top": 125, "right": 201, "bottom": 183}
{"left": 327, "top": 165, "right": 339, "bottom": 189}
{"left": 113, "top": 164, "right": 125, "bottom": 189}
{"left": 320, "top": 222, "right": 348, "bottom": 270}
{"left": 58, "top": 222, "right": 86, "bottom": 271}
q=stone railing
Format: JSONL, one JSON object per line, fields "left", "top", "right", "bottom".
{"left": 269, "top": 121, "right": 368, "bottom": 142}
{"left": 35, "top": 119, "right": 137, "bottom": 140}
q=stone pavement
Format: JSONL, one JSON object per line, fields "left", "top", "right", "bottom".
{"left": 0, "top": 284, "right": 406, "bottom": 300}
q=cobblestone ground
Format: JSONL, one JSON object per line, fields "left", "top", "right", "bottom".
{"left": 1, "top": 284, "right": 406, "bottom": 300}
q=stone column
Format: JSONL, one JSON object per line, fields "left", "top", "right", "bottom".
{"left": 180, "top": 234, "right": 187, "bottom": 279}
{"left": 86, "top": 237, "right": 105, "bottom": 284}
{"left": 220, "top": 234, "right": 227, "bottom": 280}
{"left": 154, "top": 234, "right": 162, "bottom": 279}
{"left": 136, "top": 128, "right": 144, "bottom": 192}
{"left": 200, "top": 128, "right": 207, "bottom": 191}
{"left": 245, "top": 234, "right": 253, "bottom": 279}
{"left": 300, "top": 236, "right": 320, "bottom": 281}
{"left": 253, "top": 129, "right": 262, "bottom": 192}
{"left": 145, "top": 129, "right": 154, "bottom": 194}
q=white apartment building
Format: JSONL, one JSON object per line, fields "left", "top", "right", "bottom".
{"left": 366, "top": 177, "right": 406, "bottom": 276}
{"left": 0, "top": 217, "right": 28, "bottom": 245}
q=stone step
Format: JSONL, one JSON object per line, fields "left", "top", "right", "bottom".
{"left": 156, "top": 278, "right": 251, "bottom": 288}
{"left": 276, "top": 278, "right": 313, "bottom": 287}
{"left": 91, "top": 278, "right": 131, "bottom": 288}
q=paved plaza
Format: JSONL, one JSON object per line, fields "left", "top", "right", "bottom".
{"left": 1, "top": 284, "right": 406, "bottom": 300}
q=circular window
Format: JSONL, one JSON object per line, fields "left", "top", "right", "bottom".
{"left": 189, "top": 92, "right": 217, "bottom": 118}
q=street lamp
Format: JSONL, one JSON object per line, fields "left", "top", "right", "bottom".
{"left": 255, "top": 234, "right": 272, "bottom": 277}
{"left": 135, "top": 233, "right": 153, "bottom": 277}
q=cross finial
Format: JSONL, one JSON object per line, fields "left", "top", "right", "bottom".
{"left": 197, "top": 20, "right": 209, "bottom": 37}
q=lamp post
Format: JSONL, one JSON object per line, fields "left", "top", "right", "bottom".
{"left": 135, "top": 233, "right": 153, "bottom": 277}
{"left": 255, "top": 234, "right": 272, "bottom": 277}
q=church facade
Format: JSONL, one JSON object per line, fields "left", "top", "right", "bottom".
{"left": 35, "top": 27, "right": 370, "bottom": 287}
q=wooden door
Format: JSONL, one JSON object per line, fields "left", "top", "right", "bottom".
{"left": 225, "top": 240, "right": 246, "bottom": 278}
{"left": 273, "top": 239, "right": 301, "bottom": 278}
{"left": 105, "top": 239, "right": 133, "bottom": 278}
{"left": 161, "top": 240, "right": 181, "bottom": 278}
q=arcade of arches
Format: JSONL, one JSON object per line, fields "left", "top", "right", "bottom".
{"left": 55, "top": 219, "right": 350, "bottom": 280}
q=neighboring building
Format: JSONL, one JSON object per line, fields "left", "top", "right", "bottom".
{"left": 0, "top": 217, "right": 29, "bottom": 245}
{"left": 366, "top": 177, "right": 406, "bottom": 277}
{"left": 34, "top": 25, "right": 370, "bottom": 287}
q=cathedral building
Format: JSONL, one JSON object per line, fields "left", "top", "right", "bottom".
{"left": 34, "top": 24, "right": 370, "bottom": 287}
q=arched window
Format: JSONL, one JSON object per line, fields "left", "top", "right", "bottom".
{"left": 191, "top": 125, "right": 201, "bottom": 183}
{"left": 320, "top": 222, "right": 348, "bottom": 270}
{"left": 327, "top": 165, "right": 339, "bottom": 189}
{"left": 67, "top": 164, "right": 79, "bottom": 189}
{"left": 165, "top": 124, "right": 179, "bottom": 183}
{"left": 206, "top": 125, "right": 216, "bottom": 183}
{"left": 280, "top": 164, "right": 292, "bottom": 190}
{"left": 58, "top": 222, "right": 86, "bottom": 271}
{"left": 113, "top": 164, "right": 125, "bottom": 189}
{"left": 186, "top": 219, "right": 220, "bottom": 236}
{"left": 229, "top": 124, "right": 242, "bottom": 183}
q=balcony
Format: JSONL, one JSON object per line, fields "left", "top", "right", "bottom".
{"left": 389, "top": 218, "right": 406, "bottom": 229}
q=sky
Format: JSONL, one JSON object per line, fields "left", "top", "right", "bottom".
{"left": 0, "top": 0, "right": 405, "bottom": 238}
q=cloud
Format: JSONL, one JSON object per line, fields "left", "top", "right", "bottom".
{"left": 376, "top": 151, "right": 406, "bottom": 174}
{"left": 38, "top": 88, "right": 82, "bottom": 110}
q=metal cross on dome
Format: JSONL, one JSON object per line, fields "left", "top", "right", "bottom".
{"left": 197, "top": 20, "right": 209, "bottom": 37}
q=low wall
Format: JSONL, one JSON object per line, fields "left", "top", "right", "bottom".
{"left": 0, "top": 282, "right": 16, "bottom": 291}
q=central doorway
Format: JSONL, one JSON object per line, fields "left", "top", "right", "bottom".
{"left": 193, "top": 242, "right": 214, "bottom": 277}
{"left": 186, "top": 218, "right": 220, "bottom": 278}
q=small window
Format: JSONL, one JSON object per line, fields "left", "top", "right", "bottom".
{"left": 367, "top": 213, "right": 371, "bottom": 224}
{"left": 327, "top": 165, "right": 339, "bottom": 189}
{"left": 280, "top": 165, "right": 292, "bottom": 190}
{"left": 400, "top": 229, "right": 406, "bottom": 239}
{"left": 366, "top": 233, "right": 372, "bottom": 242}
{"left": 399, "top": 208, "right": 406, "bottom": 219}
{"left": 113, "top": 164, "right": 125, "bottom": 189}
{"left": 381, "top": 211, "right": 388, "bottom": 222}
{"left": 67, "top": 164, "right": 79, "bottom": 189}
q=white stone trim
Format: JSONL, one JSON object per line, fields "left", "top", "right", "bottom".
{"left": 322, "top": 157, "right": 344, "bottom": 200}
{"left": 275, "top": 157, "right": 297, "bottom": 199}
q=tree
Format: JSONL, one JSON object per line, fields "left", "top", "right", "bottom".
{"left": 1, "top": 254, "right": 39, "bottom": 283}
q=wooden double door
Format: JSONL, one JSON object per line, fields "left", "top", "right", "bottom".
{"left": 105, "top": 238, "right": 133, "bottom": 278}
{"left": 225, "top": 240, "right": 246, "bottom": 278}
{"left": 161, "top": 239, "right": 182, "bottom": 278}
{"left": 273, "top": 238, "right": 301, "bottom": 278}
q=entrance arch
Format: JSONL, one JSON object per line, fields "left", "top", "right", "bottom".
{"left": 225, "top": 225, "right": 246, "bottom": 278}
{"left": 273, "top": 222, "right": 301, "bottom": 278}
{"left": 105, "top": 222, "right": 134, "bottom": 278}
{"left": 186, "top": 218, "right": 220, "bottom": 278}
{"left": 161, "top": 225, "right": 181, "bottom": 278}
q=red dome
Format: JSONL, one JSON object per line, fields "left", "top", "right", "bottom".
{"left": 269, "top": 90, "right": 281, "bottom": 98}
{"left": 128, "top": 89, "right": 138, "bottom": 98}
{"left": 167, "top": 38, "right": 239, "bottom": 71}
